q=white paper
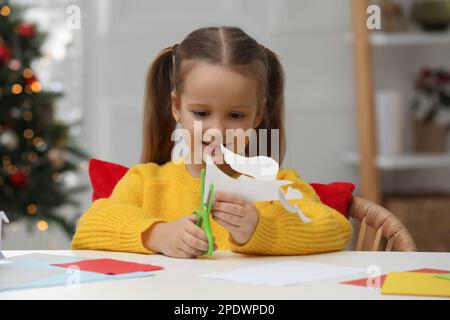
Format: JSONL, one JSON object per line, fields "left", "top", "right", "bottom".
{"left": 204, "top": 146, "right": 311, "bottom": 223}
{"left": 0, "top": 260, "right": 11, "bottom": 265}
{"left": 200, "top": 261, "right": 365, "bottom": 287}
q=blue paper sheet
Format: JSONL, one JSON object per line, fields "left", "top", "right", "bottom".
{"left": 12, "top": 270, "right": 155, "bottom": 291}
{"left": 1, "top": 253, "right": 157, "bottom": 292}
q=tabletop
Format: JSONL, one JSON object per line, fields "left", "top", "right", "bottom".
{"left": 1, "top": 250, "right": 449, "bottom": 300}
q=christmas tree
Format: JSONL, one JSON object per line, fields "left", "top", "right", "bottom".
{"left": 0, "top": 2, "right": 89, "bottom": 237}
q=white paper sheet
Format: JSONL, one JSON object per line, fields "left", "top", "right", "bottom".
{"left": 200, "top": 261, "right": 365, "bottom": 287}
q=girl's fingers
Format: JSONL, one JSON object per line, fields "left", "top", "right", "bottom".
{"left": 183, "top": 231, "right": 209, "bottom": 252}
{"left": 179, "top": 238, "right": 204, "bottom": 257}
{"left": 212, "top": 210, "right": 241, "bottom": 227}
{"left": 175, "top": 247, "right": 196, "bottom": 259}
{"left": 187, "top": 214, "right": 198, "bottom": 223}
{"left": 212, "top": 202, "right": 244, "bottom": 217}
{"left": 213, "top": 215, "right": 240, "bottom": 233}
{"left": 215, "top": 191, "right": 248, "bottom": 206}
{"left": 186, "top": 220, "right": 209, "bottom": 242}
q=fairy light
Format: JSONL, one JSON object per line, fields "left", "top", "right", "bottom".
{"left": 23, "top": 128, "right": 34, "bottom": 139}
{"left": 12, "top": 84, "right": 23, "bottom": 94}
{"left": 22, "top": 68, "right": 33, "bottom": 78}
{"left": 32, "top": 137, "right": 43, "bottom": 146}
{"left": 0, "top": 5, "right": 11, "bottom": 16}
{"left": 23, "top": 111, "right": 33, "bottom": 121}
{"left": 36, "top": 220, "right": 48, "bottom": 232}
{"left": 52, "top": 172, "right": 62, "bottom": 182}
{"left": 25, "top": 86, "right": 33, "bottom": 94}
{"left": 27, "top": 152, "right": 38, "bottom": 161}
{"left": 7, "top": 165, "right": 17, "bottom": 175}
{"left": 30, "top": 81, "right": 42, "bottom": 92}
{"left": 26, "top": 204, "right": 37, "bottom": 215}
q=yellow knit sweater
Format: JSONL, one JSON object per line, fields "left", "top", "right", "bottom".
{"left": 71, "top": 160, "right": 352, "bottom": 255}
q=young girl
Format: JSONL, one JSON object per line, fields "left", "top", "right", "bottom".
{"left": 72, "top": 26, "right": 352, "bottom": 258}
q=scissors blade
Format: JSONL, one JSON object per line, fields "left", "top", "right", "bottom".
{"left": 204, "top": 190, "right": 212, "bottom": 208}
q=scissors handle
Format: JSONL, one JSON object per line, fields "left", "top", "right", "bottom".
{"left": 193, "top": 169, "right": 215, "bottom": 256}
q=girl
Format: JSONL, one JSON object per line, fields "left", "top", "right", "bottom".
{"left": 72, "top": 27, "right": 352, "bottom": 258}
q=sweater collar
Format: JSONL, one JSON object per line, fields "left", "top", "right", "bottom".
{"left": 172, "top": 157, "right": 202, "bottom": 191}
{"left": 171, "top": 156, "right": 241, "bottom": 191}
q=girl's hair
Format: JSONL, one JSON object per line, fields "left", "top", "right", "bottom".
{"left": 140, "top": 26, "right": 286, "bottom": 165}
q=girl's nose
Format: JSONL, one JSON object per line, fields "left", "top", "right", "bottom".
{"left": 205, "top": 118, "right": 226, "bottom": 138}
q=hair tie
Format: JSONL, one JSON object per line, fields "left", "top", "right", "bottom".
{"left": 172, "top": 44, "right": 179, "bottom": 62}
{"left": 171, "top": 44, "right": 179, "bottom": 91}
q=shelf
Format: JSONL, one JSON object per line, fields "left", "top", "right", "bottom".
{"left": 345, "top": 31, "right": 450, "bottom": 46}
{"left": 343, "top": 152, "right": 450, "bottom": 170}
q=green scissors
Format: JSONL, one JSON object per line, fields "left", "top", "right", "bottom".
{"left": 193, "top": 168, "right": 215, "bottom": 256}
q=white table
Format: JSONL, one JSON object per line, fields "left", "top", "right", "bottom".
{"left": 1, "top": 250, "right": 449, "bottom": 300}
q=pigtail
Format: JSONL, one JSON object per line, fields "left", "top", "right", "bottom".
{"left": 140, "top": 47, "right": 176, "bottom": 164}
{"left": 260, "top": 47, "right": 286, "bottom": 165}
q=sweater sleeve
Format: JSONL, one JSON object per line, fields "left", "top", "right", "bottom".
{"left": 229, "top": 168, "right": 353, "bottom": 255}
{"left": 71, "top": 165, "right": 164, "bottom": 254}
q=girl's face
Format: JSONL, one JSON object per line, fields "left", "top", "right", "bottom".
{"left": 171, "top": 61, "right": 263, "bottom": 164}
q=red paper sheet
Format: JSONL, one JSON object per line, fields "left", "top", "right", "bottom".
{"left": 52, "top": 258, "right": 163, "bottom": 275}
{"left": 340, "top": 268, "right": 449, "bottom": 288}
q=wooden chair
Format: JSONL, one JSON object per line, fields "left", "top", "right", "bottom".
{"left": 348, "top": 196, "right": 417, "bottom": 252}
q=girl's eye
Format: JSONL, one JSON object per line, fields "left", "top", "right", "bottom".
{"left": 229, "top": 112, "right": 245, "bottom": 120}
{"left": 193, "top": 111, "right": 210, "bottom": 117}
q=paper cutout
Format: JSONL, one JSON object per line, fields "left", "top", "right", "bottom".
{"left": 340, "top": 268, "right": 450, "bottom": 288}
{"left": 204, "top": 145, "right": 311, "bottom": 223}
{"left": 435, "top": 274, "right": 450, "bottom": 281}
{"left": 201, "top": 261, "right": 365, "bottom": 287}
{"left": 381, "top": 272, "right": 450, "bottom": 298}
{"left": 52, "top": 258, "right": 163, "bottom": 275}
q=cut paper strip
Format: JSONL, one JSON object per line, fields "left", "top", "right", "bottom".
{"left": 201, "top": 261, "right": 365, "bottom": 287}
{"left": 0, "top": 260, "right": 11, "bottom": 265}
{"left": 10, "top": 270, "right": 156, "bottom": 292}
{"left": 52, "top": 258, "right": 163, "bottom": 275}
{"left": 381, "top": 272, "right": 450, "bottom": 298}
{"left": 435, "top": 274, "right": 450, "bottom": 281}
{"left": 340, "top": 268, "right": 450, "bottom": 288}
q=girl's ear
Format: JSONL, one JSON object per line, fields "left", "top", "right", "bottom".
{"left": 171, "top": 90, "right": 181, "bottom": 122}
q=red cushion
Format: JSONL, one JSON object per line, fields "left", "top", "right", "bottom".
{"left": 89, "top": 158, "right": 128, "bottom": 202}
{"left": 88, "top": 158, "right": 354, "bottom": 218}
{"left": 309, "top": 182, "right": 355, "bottom": 218}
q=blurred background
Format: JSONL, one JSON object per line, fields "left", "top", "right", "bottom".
{"left": 0, "top": 0, "right": 449, "bottom": 251}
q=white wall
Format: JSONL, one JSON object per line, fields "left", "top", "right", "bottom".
{"left": 82, "top": 0, "right": 358, "bottom": 182}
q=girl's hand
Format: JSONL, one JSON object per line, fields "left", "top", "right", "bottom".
{"left": 144, "top": 215, "right": 217, "bottom": 259}
{"left": 211, "top": 191, "right": 259, "bottom": 245}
